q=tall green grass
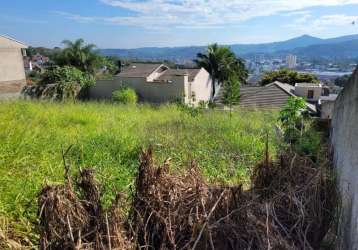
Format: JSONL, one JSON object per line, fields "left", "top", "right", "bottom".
{"left": 0, "top": 100, "right": 279, "bottom": 245}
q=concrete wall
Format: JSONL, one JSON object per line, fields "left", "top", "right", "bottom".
{"left": 188, "top": 68, "right": 212, "bottom": 106}
{"left": 294, "top": 85, "right": 322, "bottom": 101}
{"left": 0, "top": 48, "right": 26, "bottom": 96}
{"left": 321, "top": 101, "right": 335, "bottom": 119}
{"left": 331, "top": 68, "right": 358, "bottom": 250}
{"left": 90, "top": 76, "right": 186, "bottom": 103}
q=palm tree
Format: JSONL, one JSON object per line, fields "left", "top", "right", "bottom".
{"left": 194, "top": 44, "right": 246, "bottom": 99}
{"left": 55, "top": 39, "right": 100, "bottom": 74}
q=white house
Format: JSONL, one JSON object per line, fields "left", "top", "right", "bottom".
{"left": 294, "top": 83, "right": 323, "bottom": 102}
{"left": 0, "top": 34, "right": 27, "bottom": 98}
{"left": 90, "top": 63, "right": 212, "bottom": 106}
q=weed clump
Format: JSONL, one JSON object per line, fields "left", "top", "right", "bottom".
{"left": 38, "top": 145, "right": 337, "bottom": 249}
{"left": 38, "top": 168, "right": 131, "bottom": 250}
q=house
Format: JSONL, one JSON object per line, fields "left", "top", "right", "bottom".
{"left": 31, "top": 53, "right": 49, "bottom": 65}
{"left": 232, "top": 81, "right": 317, "bottom": 113}
{"left": 90, "top": 63, "right": 212, "bottom": 105}
{"left": 294, "top": 83, "right": 322, "bottom": 102}
{"left": 0, "top": 34, "right": 27, "bottom": 98}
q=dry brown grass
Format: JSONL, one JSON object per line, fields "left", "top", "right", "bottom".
{"left": 36, "top": 146, "right": 337, "bottom": 250}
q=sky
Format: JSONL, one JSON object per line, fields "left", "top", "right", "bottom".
{"left": 1, "top": 0, "right": 358, "bottom": 49}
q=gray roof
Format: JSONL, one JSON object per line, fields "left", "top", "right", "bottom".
{"left": 157, "top": 69, "right": 201, "bottom": 82}
{"left": 119, "top": 63, "right": 163, "bottom": 78}
{"left": 238, "top": 81, "right": 316, "bottom": 112}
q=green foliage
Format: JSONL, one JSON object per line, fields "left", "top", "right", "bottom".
{"left": 112, "top": 88, "right": 138, "bottom": 104}
{"left": 334, "top": 74, "right": 351, "bottom": 87}
{"left": 294, "top": 126, "right": 322, "bottom": 161}
{"left": 41, "top": 66, "right": 95, "bottom": 88}
{"left": 97, "top": 56, "right": 120, "bottom": 75}
{"left": 194, "top": 43, "right": 248, "bottom": 97}
{"left": 40, "top": 66, "right": 95, "bottom": 100}
{"left": 259, "top": 68, "right": 319, "bottom": 86}
{"left": 0, "top": 101, "right": 279, "bottom": 245}
{"left": 279, "top": 97, "right": 308, "bottom": 142}
{"left": 222, "top": 74, "right": 241, "bottom": 106}
{"left": 54, "top": 39, "right": 102, "bottom": 74}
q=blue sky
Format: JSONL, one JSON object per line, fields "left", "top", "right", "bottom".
{"left": 1, "top": 0, "right": 358, "bottom": 49}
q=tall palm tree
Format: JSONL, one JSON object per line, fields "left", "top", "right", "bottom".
{"left": 194, "top": 44, "right": 245, "bottom": 99}
{"left": 56, "top": 39, "right": 99, "bottom": 74}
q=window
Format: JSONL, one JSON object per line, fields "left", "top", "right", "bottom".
{"left": 307, "top": 90, "right": 314, "bottom": 99}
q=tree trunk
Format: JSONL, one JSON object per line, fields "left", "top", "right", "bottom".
{"left": 211, "top": 71, "right": 216, "bottom": 100}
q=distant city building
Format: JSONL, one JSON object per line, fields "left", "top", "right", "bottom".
{"left": 286, "top": 54, "right": 297, "bottom": 69}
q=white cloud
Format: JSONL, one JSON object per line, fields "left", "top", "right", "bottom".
{"left": 53, "top": 11, "right": 97, "bottom": 23}
{"left": 57, "top": 0, "right": 358, "bottom": 28}
{"left": 286, "top": 14, "right": 358, "bottom": 31}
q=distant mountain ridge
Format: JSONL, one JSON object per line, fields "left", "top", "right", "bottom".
{"left": 100, "top": 34, "right": 358, "bottom": 62}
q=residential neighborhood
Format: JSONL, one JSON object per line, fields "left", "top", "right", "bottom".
{"left": 90, "top": 63, "right": 212, "bottom": 106}
{"left": 1, "top": 1, "right": 358, "bottom": 249}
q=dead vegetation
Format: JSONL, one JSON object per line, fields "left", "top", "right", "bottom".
{"left": 37, "top": 145, "right": 337, "bottom": 250}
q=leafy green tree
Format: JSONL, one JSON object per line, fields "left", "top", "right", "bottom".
{"left": 259, "top": 69, "right": 319, "bottom": 86}
{"left": 194, "top": 43, "right": 247, "bottom": 98}
{"left": 54, "top": 39, "right": 101, "bottom": 74}
{"left": 97, "top": 56, "right": 120, "bottom": 75}
{"left": 222, "top": 74, "right": 241, "bottom": 117}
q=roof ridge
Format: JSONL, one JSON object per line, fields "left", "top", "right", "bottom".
{"left": 0, "top": 34, "right": 27, "bottom": 47}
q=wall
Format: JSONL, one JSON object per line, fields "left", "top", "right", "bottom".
{"left": 294, "top": 85, "right": 322, "bottom": 101}
{"left": 331, "top": 68, "right": 358, "bottom": 250}
{"left": 320, "top": 101, "right": 335, "bottom": 119}
{"left": 0, "top": 48, "right": 26, "bottom": 97}
{"left": 90, "top": 76, "right": 186, "bottom": 103}
{"left": 188, "top": 68, "right": 212, "bottom": 106}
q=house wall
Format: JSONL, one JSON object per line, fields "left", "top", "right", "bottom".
{"left": 188, "top": 68, "right": 212, "bottom": 106}
{"left": 294, "top": 85, "right": 322, "bottom": 101}
{"left": 331, "top": 68, "right": 358, "bottom": 250}
{"left": 0, "top": 48, "right": 26, "bottom": 95}
{"left": 90, "top": 76, "right": 187, "bottom": 103}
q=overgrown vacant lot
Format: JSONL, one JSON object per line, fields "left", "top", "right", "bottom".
{"left": 0, "top": 101, "right": 279, "bottom": 244}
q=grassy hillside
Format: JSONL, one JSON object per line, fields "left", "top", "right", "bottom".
{"left": 0, "top": 101, "right": 279, "bottom": 245}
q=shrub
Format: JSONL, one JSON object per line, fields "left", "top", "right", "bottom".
{"left": 112, "top": 88, "right": 138, "bottom": 104}
{"left": 23, "top": 66, "right": 96, "bottom": 101}
{"left": 279, "top": 97, "right": 308, "bottom": 142}
{"left": 40, "top": 66, "right": 95, "bottom": 88}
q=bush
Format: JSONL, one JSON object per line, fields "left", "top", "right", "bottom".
{"left": 112, "top": 88, "right": 138, "bottom": 104}
{"left": 23, "top": 66, "right": 96, "bottom": 101}
{"left": 279, "top": 97, "right": 308, "bottom": 143}
{"left": 40, "top": 66, "right": 95, "bottom": 88}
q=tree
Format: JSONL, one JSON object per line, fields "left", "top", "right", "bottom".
{"left": 334, "top": 74, "right": 351, "bottom": 87}
{"left": 259, "top": 69, "right": 319, "bottom": 86}
{"left": 279, "top": 97, "right": 308, "bottom": 142}
{"left": 222, "top": 74, "right": 241, "bottom": 118}
{"left": 54, "top": 39, "right": 101, "bottom": 74}
{"left": 194, "top": 44, "right": 247, "bottom": 98}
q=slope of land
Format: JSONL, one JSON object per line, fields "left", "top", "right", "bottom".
{"left": 0, "top": 101, "right": 279, "bottom": 246}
